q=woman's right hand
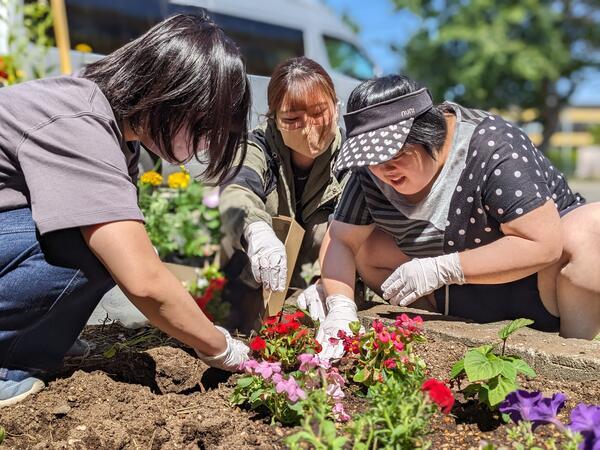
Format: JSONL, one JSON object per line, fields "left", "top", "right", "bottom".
{"left": 243, "top": 221, "right": 287, "bottom": 291}
{"left": 195, "top": 326, "right": 249, "bottom": 371}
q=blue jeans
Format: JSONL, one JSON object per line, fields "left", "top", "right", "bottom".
{"left": 0, "top": 208, "right": 114, "bottom": 374}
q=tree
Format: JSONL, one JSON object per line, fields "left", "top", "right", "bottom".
{"left": 391, "top": 0, "right": 600, "bottom": 152}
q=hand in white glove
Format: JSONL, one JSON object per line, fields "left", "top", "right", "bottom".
{"left": 316, "top": 295, "right": 362, "bottom": 360}
{"left": 296, "top": 281, "right": 326, "bottom": 323}
{"left": 381, "top": 253, "right": 465, "bottom": 307}
{"left": 244, "top": 221, "right": 287, "bottom": 291}
{"left": 195, "top": 326, "right": 250, "bottom": 372}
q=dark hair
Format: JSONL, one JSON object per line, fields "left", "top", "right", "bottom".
{"left": 347, "top": 75, "right": 447, "bottom": 159}
{"left": 82, "top": 13, "right": 250, "bottom": 183}
{"left": 267, "top": 57, "right": 337, "bottom": 120}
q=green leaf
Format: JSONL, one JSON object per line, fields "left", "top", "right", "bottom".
{"left": 506, "top": 357, "right": 537, "bottom": 379}
{"left": 498, "top": 318, "right": 534, "bottom": 341}
{"left": 321, "top": 420, "right": 337, "bottom": 441}
{"left": 349, "top": 321, "right": 362, "bottom": 335}
{"left": 353, "top": 367, "right": 370, "bottom": 383}
{"left": 103, "top": 346, "right": 117, "bottom": 359}
{"left": 464, "top": 349, "right": 503, "bottom": 382}
{"left": 249, "top": 389, "right": 263, "bottom": 404}
{"left": 499, "top": 359, "right": 517, "bottom": 381}
{"left": 486, "top": 375, "right": 517, "bottom": 408}
{"left": 450, "top": 359, "right": 465, "bottom": 379}
{"left": 0, "top": 426, "right": 5, "bottom": 445}
{"left": 236, "top": 376, "right": 254, "bottom": 388}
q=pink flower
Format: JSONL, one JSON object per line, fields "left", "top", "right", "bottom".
{"left": 255, "top": 361, "right": 282, "bottom": 380}
{"left": 377, "top": 330, "right": 391, "bottom": 343}
{"left": 240, "top": 359, "right": 259, "bottom": 372}
{"left": 372, "top": 319, "right": 384, "bottom": 333}
{"left": 275, "top": 377, "right": 307, "bottom": 403}
{"left": 298, "top": 353, "right": 331, "bottom": 372}
{"left": 326, "top": 368, "right": 346, "bottom": 400}
{"left": 383, "top": 358, "right": 397, "bottom": 369}
{"left": 393, "top": 340, "right": 405, "bottom": 352}
{"left": 271, "top": 373, "right": 283, "bottom": 384}
{"left": 202, "top": 189, "right": 219, "bottom": 208}
{"left": 332, "top": 403, "right": 351, "bottom": 422}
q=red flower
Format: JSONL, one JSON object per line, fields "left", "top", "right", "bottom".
{"left": 210, "top": 277, "right": 226, "bottom": 290}
{"left": 283, "top": 310, "right": 304, "bottom": 322}
{"left": 264, "top": 315, "right": 280, "bottom": 326}
{"left": 249, "top": 336, "right": 266, "bottom": 352}
{"left": 383, "top": 358, "right": 397, "bottom": 369}
{"left": 421, "top": 378, "right": 455, "bottom": 414}
{"left": 291, "top": 328, "right": 308, "bottom": 343}
{"left": 313, "top": 340, "right": 322, "bottom": 353}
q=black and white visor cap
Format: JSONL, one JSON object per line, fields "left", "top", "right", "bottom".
{"left": 335, "top": 88, "right": 433, "bottom": 172}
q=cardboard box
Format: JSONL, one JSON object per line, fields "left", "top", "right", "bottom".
{"left": 262, "top": 216, "right": 305, "bottom": 318}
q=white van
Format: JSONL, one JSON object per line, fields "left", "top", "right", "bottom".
{"left": 3, "top": 0, "right": 376, "bottom": 172}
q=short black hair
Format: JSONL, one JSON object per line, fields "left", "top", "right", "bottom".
{"left": 82, "top": 13, "right": 250, "bottom": 183}
{"left": 347, "top": 74, "right": 447, "bottom": 159}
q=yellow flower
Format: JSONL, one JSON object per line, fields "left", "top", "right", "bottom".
{"left": 140, "top": 170, "right": 163, "bottom": 186}
{"left": 168, "top": 170, "right": 191, "bottom": 189}
{"left": 75, "top": 43, "right": 93, "bottom": 53}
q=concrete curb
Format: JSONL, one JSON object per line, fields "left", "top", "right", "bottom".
{"left": 358, "top": 303, "right": 600, "bottom": 382}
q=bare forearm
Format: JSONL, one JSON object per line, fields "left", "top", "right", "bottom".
{"left": 122, "top": 269, "right": 226, "bottom": 355}
{"left": 460, "top": 235, "right": 562, "bottom": 284}
{"left": 319, "top": 232, "right": 356, "bottom": 298}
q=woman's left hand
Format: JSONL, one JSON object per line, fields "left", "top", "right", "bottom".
{"left": 381, "top": 253, "right": 465, "bottom": 307}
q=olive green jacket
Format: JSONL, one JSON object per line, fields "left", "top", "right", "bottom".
{"left": 219, "top": 120, "right": 345, "bottom": 286}
{"left": 220, "top": 119, "right": 345, "bottom": 248}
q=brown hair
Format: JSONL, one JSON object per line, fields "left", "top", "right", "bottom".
{"left": 267, "top": 57, "right": 337, "bottom": 120}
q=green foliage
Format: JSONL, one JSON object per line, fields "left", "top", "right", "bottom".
{"left": 0, "top": 425, "right": 4, "bottom": 444}
{"left": 450, "top": 319, "right": 536, "bottom": 410}
{"left": 137, "top": 170, "right": 221, "bottom": 261}
{"left": 390, "top": 0, "right": 600, "bottom": 150}
{"left": 0, "top": 0, "right": 54, "bottom": 85}
{"left": 504, "top": 420, "right": 583, "bottom": 450}
{"left": 340, "top": 316, "right": 427, "bottom": 388}
{"left": 348, "top": 376, "right": 434, "bottom": 449}
{"left": 230, "top": 373, "right": 305, "bottom": 425}
{"left": 285, "top": 390, "right": 347, "bottom": 450}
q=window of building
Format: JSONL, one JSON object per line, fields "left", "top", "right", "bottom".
{"left": 65, "top": 0, "right": 164, "bottom": 55}
{"left": 168, "top": 5, "right": 304, "bottom": 77}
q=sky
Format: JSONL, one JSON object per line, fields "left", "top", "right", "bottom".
{"left": 323, "top": 0, "right": 600, "bottom": 106}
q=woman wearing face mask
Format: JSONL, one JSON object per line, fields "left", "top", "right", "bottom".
{"left": 219, "top": 57, "right": 344, "bottom": 331}
{"left": 0, "top": 14, "right": 251, "bottom": 407}
{"left": 316, "top": 74, "right": 600, "bottom": 359}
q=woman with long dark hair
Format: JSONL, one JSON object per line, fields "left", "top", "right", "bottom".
{"left": 0, "top": 13, "right": 251, "bottom": 406}
{"left": 219, "top": 57, "right": 345, "bottom": 331}
{"left": 317, "top": 74, "right": 600, "bottom": 358}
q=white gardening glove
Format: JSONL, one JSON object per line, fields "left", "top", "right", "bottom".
{"left": 195, "top": 326, "right": 250, "bottom": 372}
{"left": 381, "top": 253, "right": 465, "bottom": 307}
{"left": 317, "top": 295, "right": 362, "bottom": 360}
{"left": 296, "top": 281, "right": 326, "bottom": 323}
{"left": 243, "top": 221, "right": 287, "bottom": 291}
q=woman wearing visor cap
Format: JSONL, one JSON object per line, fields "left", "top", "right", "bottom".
{"left": 314, "top": 74, "right": 600, "bottom": 358}
{"left": 219, "top": 57, "right": 346, "bottom": 331}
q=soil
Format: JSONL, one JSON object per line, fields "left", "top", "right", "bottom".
{"left": 2, "top": 323, "right": 598, "bottom": 450}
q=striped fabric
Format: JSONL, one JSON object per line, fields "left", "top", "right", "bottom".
{"left": 334, "top": 169, "right": 445, "bottom": 257}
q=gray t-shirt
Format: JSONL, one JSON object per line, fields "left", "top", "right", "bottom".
{"left": 0, "top": 75, "right": 143, "bottom": 234}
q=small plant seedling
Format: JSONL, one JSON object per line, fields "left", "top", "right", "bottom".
{"left": 450, "top": 318, "right": 537, "bottom": 410}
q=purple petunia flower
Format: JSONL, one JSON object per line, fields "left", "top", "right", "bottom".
{"left": 499, "top": 390, "right": 566, "bottom": 430}
{"left": 568, "top": 403, "right": 600, "bottom": 450}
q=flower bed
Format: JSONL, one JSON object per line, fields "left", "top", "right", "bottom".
{"left": 1, "top": 320, "right": 599, "bottom": 449}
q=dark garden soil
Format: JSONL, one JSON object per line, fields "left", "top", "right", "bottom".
{"left": 2, "top": 322, "right": 598, "bottom": 449}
